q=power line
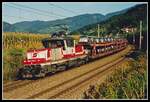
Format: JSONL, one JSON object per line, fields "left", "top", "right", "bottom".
{"left": 48, "top": 3, "right": 78, "bottom": 15}
{"left": 11, "top": 3, "right": 67, "bottom": 18}
{"left": 47, "top": 2, "right": 78, "bottom": 31}
{"left": 4, "top": 4, "right": 56, "bottom": 19}
{"left": 3, "top": 3, "right": 71, "bottom": 27}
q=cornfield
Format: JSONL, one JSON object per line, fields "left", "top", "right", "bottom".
{"left": 3, "top": 32, "right": 49, "bottom": 50}
{"left": 3, "top": 32, "right": 49, "bottom": 80}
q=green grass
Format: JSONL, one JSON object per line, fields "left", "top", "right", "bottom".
{"left": 82, "top": 54, "right": 147, "bottom": 99}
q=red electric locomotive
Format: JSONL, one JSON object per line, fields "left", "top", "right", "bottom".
{"left": 17, "top": 34, "right": 88, "bottom": 79}
{"left": 17, "top": 34, "right": 127, "bottom": 79}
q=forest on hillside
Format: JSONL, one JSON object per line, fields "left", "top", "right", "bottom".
{"left": 72, "top": 4, "right": 147, "bottom": 51}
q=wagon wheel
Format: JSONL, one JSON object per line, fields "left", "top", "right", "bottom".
{"left": 51, "top": 64, "right": 57, "bottom": 73}
{"left": 75, "top": 59, "right": 81, "bottom": 67}
{"left": 39, "top": 69, "right": 47, "bottom": 78}
{"left": 31, "top": 68, "right": 37, "bottom": 79}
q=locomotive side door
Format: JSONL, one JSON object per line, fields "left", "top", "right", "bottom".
{"left": 63, "top": 39, "right": 75, "bottom": 58}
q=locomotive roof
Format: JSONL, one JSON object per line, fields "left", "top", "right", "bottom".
{"left": 42, "top": 37, "right": 73, "bottom": 41}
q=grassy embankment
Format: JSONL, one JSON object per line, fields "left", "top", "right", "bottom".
{"left": 82, "top": 53, "right": 147, "bottom": 99}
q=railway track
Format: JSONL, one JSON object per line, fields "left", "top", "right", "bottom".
{"left": 3, "top": 80, "right": 33, "bottom": 92}
{"left": 49, "top": 58, "right": 126, "bottom": 99}
{"left": 3, "top": 48, "right": 130, "bottom": 93}
{"left": 3, "top": 73, "right": 62, "bottom": 93}
{"left": 27, "top": 57, "right": 126, "bottom": 99}
{"left": 53, "top": 58, "right": 129, "bottom": 99}
{"left": 3, "top": 46, "right": 133, "bottom": 99}
{"left": 3, "top": 80, "right": 23, "bottom": 87}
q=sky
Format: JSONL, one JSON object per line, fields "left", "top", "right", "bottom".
{"left": 2, "top": 2, "right": 147, "bottom": 24}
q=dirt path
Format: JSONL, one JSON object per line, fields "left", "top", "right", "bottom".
{"left": 3, "top": 46, "right": 132, "bottom": 99}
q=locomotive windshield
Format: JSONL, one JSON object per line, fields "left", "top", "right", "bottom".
{"left": 42, "top": 39, "right": 65, "bottom": 48}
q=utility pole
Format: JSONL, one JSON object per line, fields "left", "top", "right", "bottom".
{"left": 133, "top": 31, "right": 135, "bottom": 44}
{"left": 139, "top": 20, "right": 142, "bottom": 50}
{"left": 97, "top": 24, "right": 100, "bottom": 38}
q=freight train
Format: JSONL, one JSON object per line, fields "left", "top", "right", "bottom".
{"left": 16, "top": 34, "right": 128, "bottom": 79}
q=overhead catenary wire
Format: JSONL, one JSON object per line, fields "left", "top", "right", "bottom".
{"left": 48, "top": 3, "right": 78, "bottom": 15}
{"left": 4, "top": 4, "right": 57, "bottom": 19}
{"left": 47, "top": 2, "right": 78, "bottom": 33}
{"left": 3, "top": 3, "right": 75, "bottom": 33}
{"left": 10, "top": 3, "right": 67, "bottom": 18}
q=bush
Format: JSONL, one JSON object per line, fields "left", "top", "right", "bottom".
{"left": 83, "top": 54, "right": 147, "bottom": 99}
{"left": 3, "top": 48, "right": 25, "bottom": 80}
{"left": 3, "top": 32, "right": 49, "bottom": 80}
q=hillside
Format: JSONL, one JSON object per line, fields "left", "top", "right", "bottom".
{"left": 76, "top": 4, "right": 147, "bottom": 51}
{"left": 3, "top": 6, "right": 129, "bottom": 34}
{"left": 3, "top": 22, "right": 16, "bottom": 32}
{"left": 3, "top": 14, "right": 105, "bottom": 34}
{"left": 77, "top": 4, "right": 147, "bottom": 36}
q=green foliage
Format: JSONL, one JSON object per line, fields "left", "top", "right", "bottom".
{"left": 83, "top": 53, "right": 147, "bottom": 99}
{"left": 78, "top": 4, "right": 147, "bottom": 36}
{"left": 3, "top": 32, "right": 49, "bottom": 80}
{"left": 77, "top": 4, "right": 147, "bottom": 51}
{"left": 3, "top": 48, "right": 26, "bottom": 80}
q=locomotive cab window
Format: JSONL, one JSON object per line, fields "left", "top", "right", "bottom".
{"left": 66, "top": 39, "right": 74, "bottom": 47}
{"left": 42, "top": 41, "right": 49, "bottom": 48}
{"left": 42, "top": 39, "right": 65, "bottom": 48}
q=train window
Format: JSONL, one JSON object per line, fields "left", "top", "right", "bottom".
{"left": 66, "top": 39, "right": 74, "bottom": 47}
{"left": 42, "top": 41, "right": 49, "bottom": 48}
{"left": 49, "top": 42, "right": 57, "bottom": 48}
{"left": 56, "top": 40, "right": 65, "bottom": 47}
{"left": 42, "top": 40, "right": 65, "bottom": 48}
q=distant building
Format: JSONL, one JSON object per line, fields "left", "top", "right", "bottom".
{"left": 121, "top": 26, "right": 137, "bottom": 33}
